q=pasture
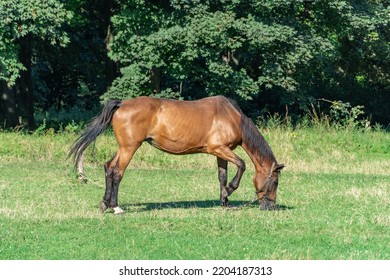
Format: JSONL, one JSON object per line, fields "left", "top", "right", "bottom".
{"left": 0, "top": 125, "right": 389, "bottom": 259}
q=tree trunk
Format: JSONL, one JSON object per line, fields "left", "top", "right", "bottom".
{"left": 150, "top": 66, "right": 161, "bottom": 94}
{"left": 16, "top": 35, "right": 36, "bottom": 130}
{"left": 0, "top": 80, "right": 19, "bottom": 128}
{"left": 103, "top": 0, "right": 118, "bottom": 90}
{"left": 104, "top": 25, "right": 116, "bottom": 88}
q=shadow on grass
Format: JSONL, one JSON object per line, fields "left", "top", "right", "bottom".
{"left": 121, "top": 200, "right": 293, "bottom": 212}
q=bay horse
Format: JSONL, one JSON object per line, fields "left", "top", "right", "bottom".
{"left": 69, "top": 96, "right": 284, "bottom": 213}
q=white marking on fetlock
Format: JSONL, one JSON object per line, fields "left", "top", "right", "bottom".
{"left": 113, "top": 207, "right": 125, "bottom": 215}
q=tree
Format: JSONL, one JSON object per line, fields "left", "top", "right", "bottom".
{"left": 37, "top": 0, "right": 120, "bottom": 111}
{"left": 0, "top": 0, "right": 71, "bottom": 129}
{"left": 103, "top": 0, "right": 389, "bottom": 124}
{"left": 1, "top": 1, "right": 389, "bottom": 128}
{"left": 102, "top": 1, "right": 334, "bottom": 104}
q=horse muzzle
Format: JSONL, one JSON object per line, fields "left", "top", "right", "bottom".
{"left": 259, "top": 199, "right": 276, "bottom": 211}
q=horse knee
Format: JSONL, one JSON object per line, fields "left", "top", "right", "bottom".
{"left": 227, "top": 184, "right": 238, "bottom": 194}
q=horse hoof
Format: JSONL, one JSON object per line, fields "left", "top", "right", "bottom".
{"left": 225, "top": 205, "right": 239, "bottom": 211}
{"left": 78, "top": 177, "right": 88, "bottom": 183}
{"left": 220, "top": 198, "right": 230, "bottom": 208}
{"left": 77, "top": 174, "right": 88, "bottom": 183}
{"left": 113, "top": 207, "right": 125, "bottom": 215}
{"left": 221, "top": 202, "right": 235, "bottom": 209}
{"left": 99, "top": 201, "right": 108, "bottom": 213}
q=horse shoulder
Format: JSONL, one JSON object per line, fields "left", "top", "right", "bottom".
{"left": 205, "top": 100, "right": 242, "bottom": 149}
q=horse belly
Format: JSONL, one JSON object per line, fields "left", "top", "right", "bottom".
{"left": 146, "top": 130, "right": 208, "bottom": 154}
{"left": 147, "top": 114, "right": 211, "bottom": 154}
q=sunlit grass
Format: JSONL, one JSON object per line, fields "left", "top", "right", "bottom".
{"left": 0, "top": 127, "right": 389, "bottom": 259}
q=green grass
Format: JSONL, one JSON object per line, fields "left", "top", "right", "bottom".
{"left": 0, "top": 127, "right": 389, "bottom": 260}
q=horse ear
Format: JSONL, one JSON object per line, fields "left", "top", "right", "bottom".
{"left": 274, "top": 163, "right": 285, "bottom": 172}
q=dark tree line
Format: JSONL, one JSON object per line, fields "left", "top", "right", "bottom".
{"left": 1, "top": 0, "right": 389, "bottom": 129}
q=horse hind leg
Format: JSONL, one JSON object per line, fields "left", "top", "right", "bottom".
{"left": 100, "top": 144, "right": 140, "bottom": 214}
{"left": 100, "top": 154, "right": 118, "bottom": 213}
{"left": 111, "top": 166, "right": 126, "bottom": 215}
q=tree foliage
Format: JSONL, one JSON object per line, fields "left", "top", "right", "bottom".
{"left": 0, "top": 0, "right": 72, "bottom": 128}
{"left": 1, "top": 0, "right": 389, "bottom": 128}
{"left": 0, "top": 0, "right": 71, "bottom": 84}
{"left": 101, "top": 0, "right": 389, "bottom": 124}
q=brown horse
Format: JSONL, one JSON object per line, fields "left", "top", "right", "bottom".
{"left": 69, "top": 96, "right": 284, "bottom": 213}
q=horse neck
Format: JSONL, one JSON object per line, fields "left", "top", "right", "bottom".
{"left": 242, "top": 142, "right": 275, "bottom": 174}
{"left": 240, "top": 116, "right": 276, "bottom": 173}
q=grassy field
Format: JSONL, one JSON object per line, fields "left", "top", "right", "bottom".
{"left": 0, "top": 125, "right": 389, "bottom": 260}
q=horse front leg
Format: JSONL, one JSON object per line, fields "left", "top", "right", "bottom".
{"left": 213, "top": 147, "right": 246, "bottom": 207}
{"left": 217, "top": 157, "right": 229, "bottom": 207}
{"left": 227, "top": 157, "right": 246, "bottom": 194}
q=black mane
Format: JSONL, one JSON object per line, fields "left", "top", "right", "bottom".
{"left": 224, "top": 97, "right": 276, "bottom": 164}
{"left": 240, "top": 115, "right": 276, "bottom": 164}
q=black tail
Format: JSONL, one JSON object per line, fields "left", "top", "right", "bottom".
{"left": 69, "top": 100, "right": 122, "bottom": 169}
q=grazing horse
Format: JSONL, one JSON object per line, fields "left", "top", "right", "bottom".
{"left": 69, "top": 96, "right": 284, "bottom": 213}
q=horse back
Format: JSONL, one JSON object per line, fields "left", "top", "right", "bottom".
{"left": 112, "top": 96, "right": 243, "bottom": 154}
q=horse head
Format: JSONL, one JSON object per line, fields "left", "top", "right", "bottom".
{"left": 253, "top": 162, "right": 285, "bottom": 210}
